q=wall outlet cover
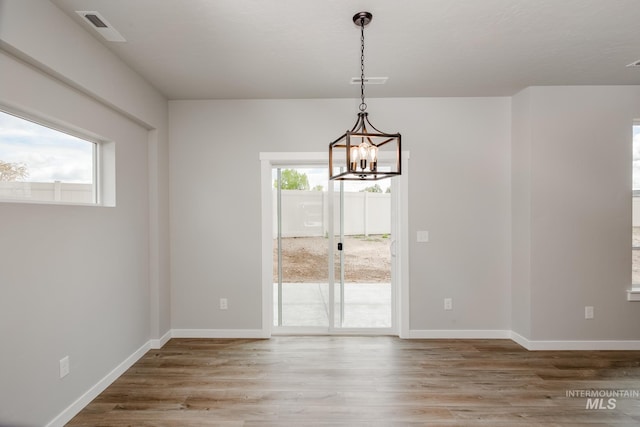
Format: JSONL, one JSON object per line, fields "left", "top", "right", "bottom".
{"left": 59, "top": 356, "right": 70, "bottom": 378}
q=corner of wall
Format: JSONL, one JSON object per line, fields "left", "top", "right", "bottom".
{"left": 510, "top": 88, "right": 532, "bottom": 339}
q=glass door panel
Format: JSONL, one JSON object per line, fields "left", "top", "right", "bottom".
{"left": 273, "top": 167, "right": 329, "bottom": 328}
{"left": 332, "top": 177, "right": 393, "bottom": 329}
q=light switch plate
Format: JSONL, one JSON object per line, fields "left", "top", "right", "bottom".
{"left": 417, "top": 231, "right": 429, "bottom": 243}
{"left": 585, "top": 306, "right": 594, "bottom": 319}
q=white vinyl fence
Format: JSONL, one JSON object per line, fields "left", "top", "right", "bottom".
{"left": 634, "top": 198, "right": 640, "bottom": 227}
{"left": 0, "top": 181, "right": 94, "bottom": 203}
{"left": 273, "top": 189, "right": 390, "bottom": 238}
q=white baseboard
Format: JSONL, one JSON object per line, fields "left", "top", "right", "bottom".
{"left": 171, "top": 329, "right": 267, "bottom": 339}
{"left": 510, "top": 331, "right": 640, "bottom": 350}
{"left": 406, "top": 329, "right": 511, "bottom": 339}
{"left": 149, "top": 330, "right": 172, "bottom": 349}
{"left": 151, "top": 328, "right": 640, "bottom": 349}
{"left": 46, "top": 341, "right": 151, "bottom": 427}
{"left": 509, "top": 331, "right": 530, "bottom": 349}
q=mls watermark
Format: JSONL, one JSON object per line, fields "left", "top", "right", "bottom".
{"left": 565, "top": 389, "right": 640, "bottom": 410}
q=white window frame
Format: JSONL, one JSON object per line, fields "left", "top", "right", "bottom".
{"left": 0, "top": 106, "right": 114, "bottom": 206}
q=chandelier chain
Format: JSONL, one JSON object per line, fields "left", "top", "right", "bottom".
{"left": 359, "top": 17, "right": 367, "bottom": 112}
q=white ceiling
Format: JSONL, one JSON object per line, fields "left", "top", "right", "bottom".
{"left": 51, "top": 0, "right": 640, "bottom": 100}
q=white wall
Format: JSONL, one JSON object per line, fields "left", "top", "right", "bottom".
{"left": 513, "top": 86, "right": 640, "bottom": 341}
{"left": 403, "top": 98, "right": 512, "bottom": 331}
{"left": 0, "top": 0, "right": 164, "bottom": 128}
{"left": 0, "top": 50, "right": 149, "bottom": 426}
{"left": 0, "top": 1, "right": 170, "bottom": 425}
{"left": 0, "top": 0, "right": 171, "bottom": 344}
{"left": 169, "top": 97, "right": 512, "bottom": 332}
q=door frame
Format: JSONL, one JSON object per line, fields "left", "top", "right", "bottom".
{"left": 259, "top": 152, "right": 410, "bottom": 337}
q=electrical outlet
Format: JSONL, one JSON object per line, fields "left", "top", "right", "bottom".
{"left": 220, "top": 298, "right": 228, "bottom": 310}
{"left": 444, "top": 298, "right": 453, "bottom": 311}
{"left": 59, "top": 356, "right": 70, "bottom": 378}
{"left": 585, "top": 306, "right": 594, "bottom": 319}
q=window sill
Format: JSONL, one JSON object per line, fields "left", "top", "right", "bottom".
{"left": 628, "top": 288, "right": 640, "bottom": 301}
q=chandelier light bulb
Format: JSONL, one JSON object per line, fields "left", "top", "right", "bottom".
{"left": 359, "top": 140, "right": 370, "bottom": 170}
{"left": 350, "top": 146, "right": 359, "bottom": 171}
{"left": 369, "top": 145, "right": 378, "bottom": 172}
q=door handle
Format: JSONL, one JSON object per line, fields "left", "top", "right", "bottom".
{"left": 338, "top": 242, "right": 343, "bottom": 251}
{"left": 390, "top": 240, "right": 397, "bottom": 257}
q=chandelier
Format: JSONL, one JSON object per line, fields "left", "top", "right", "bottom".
{"left": 329, "top": 12, "right": 401, "bottom": 181}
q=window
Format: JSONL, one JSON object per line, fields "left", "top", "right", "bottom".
{"left": 633, "top": 125, "right": 640, "bottom": 286}
{"left": 0, "top": 109, "right": 98, "bottom": 204}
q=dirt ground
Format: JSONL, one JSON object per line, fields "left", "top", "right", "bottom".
{"left": 273, "top": 235, "right": 391, "bottom": 283}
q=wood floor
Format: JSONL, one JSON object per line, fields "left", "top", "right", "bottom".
{"left": 67, "top": 337, "right": 640, "bottom": 426}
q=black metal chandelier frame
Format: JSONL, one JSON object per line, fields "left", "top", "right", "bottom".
{"left": 329, "top": 11, "right": 401, "bottom": 181}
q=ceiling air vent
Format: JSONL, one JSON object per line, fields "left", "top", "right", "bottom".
{"left": 84, "top": 14, "right": 108, "bottom": 28}
{"left": 76, "top": 11, "right": 126, "bottom": 42}
{"left": 350, "top": 77, "right": 388, "bottom": 85}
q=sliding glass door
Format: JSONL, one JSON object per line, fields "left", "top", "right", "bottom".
{"left": 272, "top": 165, "right": 395, "bottom": 333}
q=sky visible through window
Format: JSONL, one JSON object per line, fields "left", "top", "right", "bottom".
{"left": 0, "top": 110, "right": 94, "bottom": 183}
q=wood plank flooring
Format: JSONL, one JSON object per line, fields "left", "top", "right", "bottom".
{"left": 67, "top": 337, "right": 640, "bottom": 426}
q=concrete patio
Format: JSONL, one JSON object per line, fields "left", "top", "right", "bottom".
{"left": 273, "top": 282, "right": 391, "bottom": 328}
